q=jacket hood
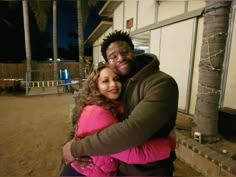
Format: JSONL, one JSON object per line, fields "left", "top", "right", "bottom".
{"left": 131, "top": 53, "right": 160, "bottom": 81}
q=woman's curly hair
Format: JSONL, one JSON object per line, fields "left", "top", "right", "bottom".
{"left": 101, "top": 30, "right": 134, "bottom": 62}
{"left": 73, "top": 62, "right": 122, "bottom": 125}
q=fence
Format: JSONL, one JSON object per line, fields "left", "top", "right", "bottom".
{"left": 0, "top": 62, "right": 80, "bottom": 80}
{"left": 0, "top": 62, "right": 80, "bottom": 95}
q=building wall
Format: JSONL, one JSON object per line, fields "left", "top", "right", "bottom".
{"left": 150, "top": 29, "right": 161, "bottom": 59}
{"left": 92, "top": 0, "right": 236, "bottom": 112}
{"left": 137, "top": 0, "right": 156, "bottom": 28}
{"left": 93, "top": 45, "right": 99, "bottom": 67}
{"left": 158, "top": 19, "right": 195, "bottom": 112}
{"left": 114, "top": 3, "right": 124, "bottom": 31}
{"left": 158, "top": 1, "right": 185, "bottom": 21}
{"left": 188, "top": 0, "right": 205, "bottom": 11}
{"left": 189, "top": 17, "right": 204, "bottom": 115}
{"left": 124, "top": 0, "right": 137, "bottom": 31}
{"left": 92, "top": 28, "right": 113, "bottom": 66}
{"left": 222, "top": 7, "right": 236, "bottom": 109}
{"left": 149, "top": 16, "right": 204, "bottom": 115}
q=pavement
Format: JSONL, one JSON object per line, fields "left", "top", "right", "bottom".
{"left": 174, "top": 158, "right": 203, "bottom": 176}
{"left": 26, "top": 86, "right": 66, "bottom": 96}
{"left": 176, "top": 113, "right": 236, "bottom": 177}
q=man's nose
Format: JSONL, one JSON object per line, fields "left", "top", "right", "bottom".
{"left": 117, "top": 53, "right": 124, "bottom": 62}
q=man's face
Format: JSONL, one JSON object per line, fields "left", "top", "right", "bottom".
{"left": 106, "top": 41, "right": 135, "bottom": 76}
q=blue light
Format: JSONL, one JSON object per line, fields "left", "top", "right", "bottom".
{"left": 65, "top": 69, "right": 68, "bottom": 80}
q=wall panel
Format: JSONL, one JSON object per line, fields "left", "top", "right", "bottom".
{"left": 159, "top": 19, "right": 194, "bottom": 111}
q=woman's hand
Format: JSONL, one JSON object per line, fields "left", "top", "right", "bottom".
{"left": 73, "top": 156, "right": 93, "bottom": 169}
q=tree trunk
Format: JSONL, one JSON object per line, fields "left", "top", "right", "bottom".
{"left": 28, "top": 0, "right": 50, "bottom": 32}
{"left": 77, "top": 0, "right": 85, "bottom": 81}
{"left": 193, "top": 0, "right": 232, "bottom": 143}
{"left": 53, "top": 0, "right": 58, "bottom": 80}
{"left": 22, "top": 0, "right": 32, "bottom": 81}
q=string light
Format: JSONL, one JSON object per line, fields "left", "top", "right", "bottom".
{"left": 200, "top": 32, "right": 228, "bottom": 71}
{"left": 197, "top": 82, "right": 221, "bottom": 95}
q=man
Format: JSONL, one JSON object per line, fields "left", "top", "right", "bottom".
{"left": 63, "top": 30, "right": 179, "bottom": 176}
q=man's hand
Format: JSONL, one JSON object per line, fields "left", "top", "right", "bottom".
{"left": 168, "top": 128, "right": 176, "bottom": 150}
{"left": 62, "top": 140, "right": 76, "bottom": 163}
{"left": 62, "top": 139, "right": 93, "bottom": 168}
{"left": 168, "top": 128, "right": 176, "bottom": 140}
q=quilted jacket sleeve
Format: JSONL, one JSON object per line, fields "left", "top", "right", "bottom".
{"left": 110, "top": 137, "right": 175, "bottom": 164}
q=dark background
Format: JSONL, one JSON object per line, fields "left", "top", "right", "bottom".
{"left": 0, "top": 0, "right": 103, "bottom": 63}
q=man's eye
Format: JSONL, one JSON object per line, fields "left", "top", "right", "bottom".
{"left": 122, "top": 50, "right": 128, "bottom": 54}
{"left": 121, "top": 49, "right": 129, "bottom": 55}
{"left": 109, "top": 54, "right": 117, "bottom": 59}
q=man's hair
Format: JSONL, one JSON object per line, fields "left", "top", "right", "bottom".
{"left": 101, "top": 30, "right": 134, "bottom": 61}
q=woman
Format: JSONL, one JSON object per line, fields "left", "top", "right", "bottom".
{"left": 60, "top": 63, "right": 175, "bottom": 176}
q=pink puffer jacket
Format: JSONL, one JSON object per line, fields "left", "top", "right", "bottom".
{"left": 71, "top": 104, "right": 175, "bottom": 176}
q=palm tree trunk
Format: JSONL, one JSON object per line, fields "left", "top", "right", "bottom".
{"left": 77, "top": 0, "right": 85, "bottom": 81}
{"left": 22, "top": 0, "right": 32, "bottom": 81}
{"left": 53, "top": 0, "right": 58, "bottom": 80}
{"left": 193, "top": 0, "right": 232, "bottom": 143}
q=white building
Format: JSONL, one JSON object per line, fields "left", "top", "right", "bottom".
{"left": 84, "top": 0, "right": 236, "bottom": 115}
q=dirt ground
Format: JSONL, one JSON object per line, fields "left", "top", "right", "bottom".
{"left": 0, "top": 92, "right": 203, "bottom": 176}
{"left": 0, "top": 93, "right": 74, "bottom": 176}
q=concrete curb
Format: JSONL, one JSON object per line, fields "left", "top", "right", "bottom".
{"left": 176, "top": 130, "right": 236, "bottom": 177}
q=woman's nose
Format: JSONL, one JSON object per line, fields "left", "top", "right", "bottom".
{"left": 110, "top": 80, "right": 116, "bottom": 87}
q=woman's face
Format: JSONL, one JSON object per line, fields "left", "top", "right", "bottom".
{"left": 98, "top": 67, "right": 122, "bottom": 100}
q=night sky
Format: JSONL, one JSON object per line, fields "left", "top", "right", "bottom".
{"left": 0, "top": 0, "right": 101, "bottom": 63}
{"left": 49, "top": 0, "right": 78, "bottom": 49}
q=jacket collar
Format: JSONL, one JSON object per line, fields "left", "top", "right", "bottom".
{"left": 130, "top": 53, "right": 160, "bottom": 81}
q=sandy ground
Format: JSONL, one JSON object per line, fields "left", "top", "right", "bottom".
{"left": 0, "top": 93, "right": 202, "bottom": 176}
{"left": 0, "top": 93, "right": 74, "bottom": 176}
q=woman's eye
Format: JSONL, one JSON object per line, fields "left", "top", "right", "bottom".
{"left": 102, "top": 80, "right": 109, "bottom": 83}
{"left": 114, "top": 77, "right": 120, "bottom": 82}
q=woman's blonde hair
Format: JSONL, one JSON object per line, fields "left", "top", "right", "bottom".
{"left": 74, "top": 62, "right": 122, "bottom": 124}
